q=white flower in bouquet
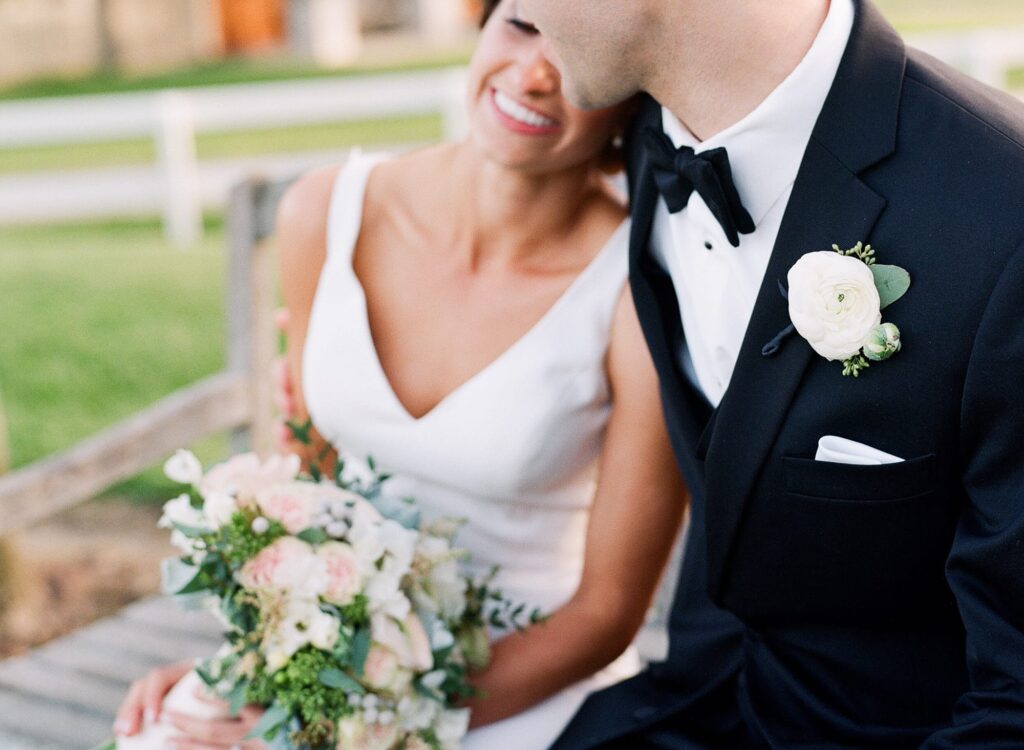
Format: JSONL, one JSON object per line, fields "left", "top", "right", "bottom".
{"left": 335, "top": 714, "right": 400, "bottom": 750}
{"left": 370, "top": 612, "right": 433, "bottom": 672}
{"left": 418, "top": 556, "right": 467, "bottom": 622}
{"left": 158, "top": 493, "right": 209, "bottom": 533}
{"left": 262, "top": 596, "right": 339, "bottom": 671}
{"left": 203, "top": 491, "right": 238, "bottom": 529}
{"left": 164, "top": 449, "right": 204, "bottom": 485}
{"left": 397, "top": 694, "right": 440, "bottom": 732}
{"left": 317, "top": 541, "right": 363, "bottom": 606}
{"left": 378, "top": 519, "right": 417, "bottom": 574}
{"left": 199, "top": 452, "right": 301, "bottom": 506}
{"left": 348, "top": 502, "right": 387, "bottom": 573}
{"left": 365, "top": 560, "right": 411, "bottom": 621}
{"left": 435, "top": 709, "right": 471, "bottom": 750}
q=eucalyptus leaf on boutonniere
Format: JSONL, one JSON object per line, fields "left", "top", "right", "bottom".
{"left": 787, "top": 242, "right": 910, "bottom": 377}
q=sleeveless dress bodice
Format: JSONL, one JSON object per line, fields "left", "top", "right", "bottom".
{"left": 302, "top": 150, "right": 637, "bottom": 749}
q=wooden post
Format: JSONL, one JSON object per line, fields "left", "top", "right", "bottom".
{"left": 155, "top": 90, "right": 203, "bottom": 248}
{"left": 0, "top": 389, "right": 8, "bottom": 477}
{"left": 287, "top": 0, "right": 362, "bottom": 67}
{"left": 226, "top": 178, "right": 280, "bottom": 458}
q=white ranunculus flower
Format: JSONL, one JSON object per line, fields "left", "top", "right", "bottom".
{"left": 435, "top": 708, "right": 470, "bottom": 750}
{"left": 158, "top": 493, "right": 209, "bottom": 532}
{"left": 203, "top": 491, "right": 238, "bottom": 529}
{"left": 787, "top": 251, "right": 882, "bottom": 361}
{"left": 306, "top": 607, "right": 340, "bottom": 651}
{"left": 164, "top": 449, "right": 203, "bottom": 485}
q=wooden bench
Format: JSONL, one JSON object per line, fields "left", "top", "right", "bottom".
{"left": 0, "top": 596, "right": 221, "bottom": 749}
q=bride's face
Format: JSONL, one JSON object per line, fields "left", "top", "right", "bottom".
{"left": 466, "top": 0, "right": 630, "bottom": 174}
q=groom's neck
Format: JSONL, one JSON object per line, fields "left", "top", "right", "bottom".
{"left": 647, "top": 0, "right": 830, "bottom": 141}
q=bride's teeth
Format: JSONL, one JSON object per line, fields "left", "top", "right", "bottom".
{"left": 494, "top": 90, "right": 557, "bottom": 129}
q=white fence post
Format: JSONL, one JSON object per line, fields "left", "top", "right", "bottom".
{"left": 154, "top": 91, "right": 202, "bottom": 248}
{"left": 441, "top": 66, "right": 469, "bottom": 141}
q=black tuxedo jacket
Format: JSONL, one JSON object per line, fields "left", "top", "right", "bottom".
{"left": 552, "top": 2, "right": 1024, "bottom": 748}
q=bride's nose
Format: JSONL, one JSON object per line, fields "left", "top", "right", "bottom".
{"left": 517, "top": 48, "right": 560, "bottom": 97}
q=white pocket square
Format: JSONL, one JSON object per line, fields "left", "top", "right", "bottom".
{"left": 815, "top": 435, "right": 904, "bottom": 465}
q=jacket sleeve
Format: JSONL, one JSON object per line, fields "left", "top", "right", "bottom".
{"left": 922, "top": 238, "right": 1024, "bottom": 748}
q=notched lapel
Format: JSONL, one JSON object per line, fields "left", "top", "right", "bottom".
{"left": 703, "top": 142, "right": 888, "bottom": 600}
{"left": 700, "top": 0, "right": 906, "bottom": 602}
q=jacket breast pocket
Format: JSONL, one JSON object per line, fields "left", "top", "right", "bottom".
{"left": 782, "top": 452, "right": 937, "bottom": 502}
{"left": 732, "top": 453, "right": 957, "bottom": 623}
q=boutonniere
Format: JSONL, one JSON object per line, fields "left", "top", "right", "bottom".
{"left": 787, "top": 242, "right": 910, "bottom": 377}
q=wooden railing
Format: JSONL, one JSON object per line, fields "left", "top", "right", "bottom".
{"left": 0, "top": 174, "right": 294, "bottom": 536}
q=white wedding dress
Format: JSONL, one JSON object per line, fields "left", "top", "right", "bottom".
{"left": 120, "top": 151, "right": 636, "bottom": 750}
{"left": 302, "top": 150, "right": 639, "bottom": 749}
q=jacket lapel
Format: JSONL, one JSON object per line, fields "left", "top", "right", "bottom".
{"left": 702, "top": 0, "right": 906, "bottom": 598}
{"left": 627, "top": 97, "right": 716, "bottom": 450}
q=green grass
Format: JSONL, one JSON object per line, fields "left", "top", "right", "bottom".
{"left": 0, "top": 49, "right": 473, "bottom": 102}
{"left": 0, "top": 114, "right": 443, "bottom": 175}
{"left": 0, "top": 216, "right": 232, "bottom": 501}
{"left": 875, "top": 0, "right": 1024, "bottom": 31}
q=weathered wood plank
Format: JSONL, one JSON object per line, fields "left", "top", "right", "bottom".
{"left": 0, "top": 686, "right": 112, "bottom": 748}
{"left": 75, "top": 617, "right": 222, "bottom": 663}
{"left": 0, "top": 656, "right": 126, "bottom": 715}
{"left": 31, "top": 637, "right": 166, "bottom": 686}
{"left": 118, "top": 595, "right": 223, "bottom": 639}
{"left": 0, "top": 372, "right": 251, "bottom": 535}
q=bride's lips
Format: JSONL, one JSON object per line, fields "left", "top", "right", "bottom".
{"left": 489, "top": 88, "right": 563, "bottom": 136}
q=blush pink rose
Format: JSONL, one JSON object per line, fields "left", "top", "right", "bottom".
{"left": 200, "top": 453, "right": 301, "bottom": 506}
{"left": 236, "top": 537, "right": 314, "bottom": 592}
{"left": 371, "top": 612, "right": 434, "bottom": 672}
{"left": 362, "top": 645, "right": 412, "bottom": 694}
{"left": 256, "top": 481, "right": 366, "bottom": 534}
{"left": 318, "top": 541, "right": 362, "bottom": 606}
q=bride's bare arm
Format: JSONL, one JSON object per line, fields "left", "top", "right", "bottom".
{"left": 466, "top": 286, "right": 687, "bottom": 727}
{"left": 276, "top": 165, "right": 343, "bottom": 471}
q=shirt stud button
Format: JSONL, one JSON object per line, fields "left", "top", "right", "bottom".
{"left": 704, "top": 240, "right": 713, "bottom": 251}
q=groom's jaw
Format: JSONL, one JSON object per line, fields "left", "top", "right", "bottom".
{"left": 516, "top": 0, "right": 654, "bottom": 111}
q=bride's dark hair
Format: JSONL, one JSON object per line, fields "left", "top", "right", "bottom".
{"left": 479, "top": 0, "right": 500, "bottom": 27}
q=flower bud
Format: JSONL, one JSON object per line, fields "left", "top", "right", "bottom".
{"left": 863, "top": 322, "right": 901, "bottom": 361}
{"left": 457, "top": 626, "right": 491, "bottom": 672}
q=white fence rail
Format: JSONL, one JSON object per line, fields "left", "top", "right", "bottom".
{"left": 0, "top": 27, "right": 1022, "bottom": 243}
{"left": 0, "top": 67, "right": 469, "bottom": 245}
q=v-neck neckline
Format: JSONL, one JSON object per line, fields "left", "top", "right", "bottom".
{"left": 342, "top": 157, "right": 628, "bottom": 424}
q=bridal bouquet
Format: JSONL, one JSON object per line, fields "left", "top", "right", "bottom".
{"left": 155, "top": 447, "right": 540, "bottom": 750}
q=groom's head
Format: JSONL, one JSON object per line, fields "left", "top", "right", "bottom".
{"left": 516, "top": 0, "right": 656, "bottom": 109}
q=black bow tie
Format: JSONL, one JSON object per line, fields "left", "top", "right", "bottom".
{"left": 643, "top": 126, "right": 755, "bottom": 247}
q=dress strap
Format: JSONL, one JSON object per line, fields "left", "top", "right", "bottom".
{"left": 325, "top": 148, "right": 387, "bottom": 262}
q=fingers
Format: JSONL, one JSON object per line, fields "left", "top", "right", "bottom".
{"left": 113, "top": 661, "right": 193, "bottom": 737}
{"left": 167, "top": 738, "right": 258, "bottom": 750}
{"left": 113, "top": 680, "right": 144, "bottom": 736}
{"left": 164, "top": 707, "right": 262, "bottom": 744}
{"left": 271, "top": 357, "right": 295, "bottom": 416}
{"left": 274, "top": 307, "right": 290, "bottom": 334}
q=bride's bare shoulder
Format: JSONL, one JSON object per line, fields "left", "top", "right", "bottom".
{"left": 276, "top": 162, "right": 343, "bottom": 260}
{"left": 365, "top": 143, "right": 458, "bottom": 211}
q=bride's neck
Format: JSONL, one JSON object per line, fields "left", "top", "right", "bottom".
{"left": 448, "top": 143, "right": 599, "bottom": 269}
